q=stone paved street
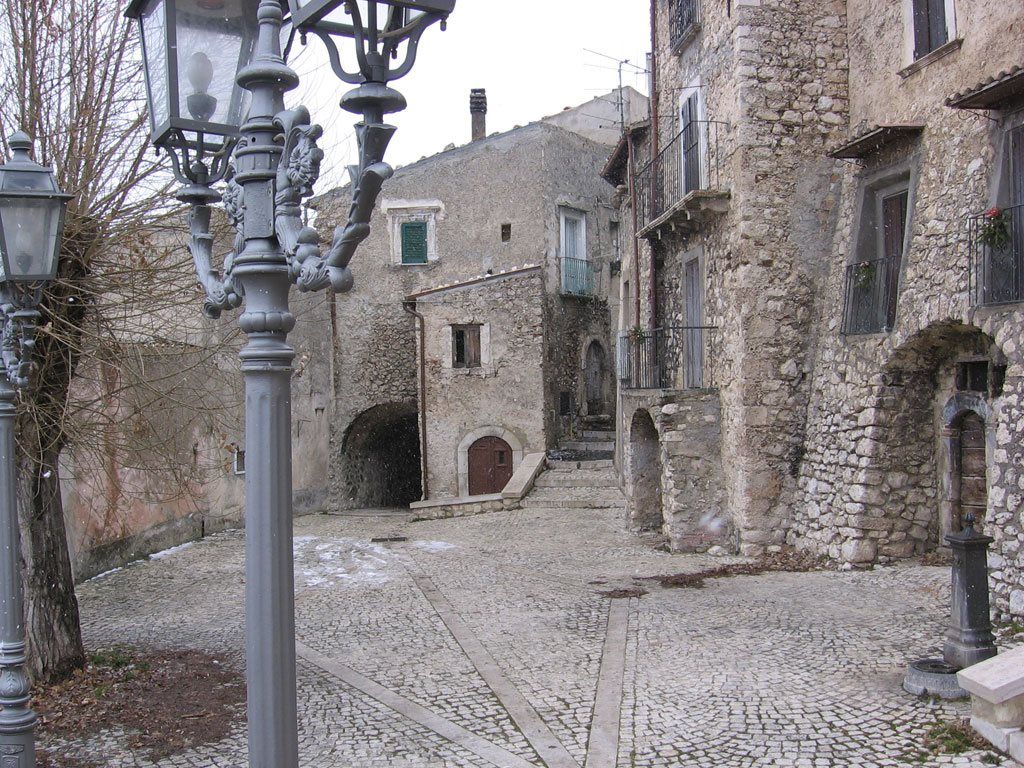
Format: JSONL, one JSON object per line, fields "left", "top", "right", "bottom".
{"left": 57, "top": 505, "right": 1018, "bottom": 767}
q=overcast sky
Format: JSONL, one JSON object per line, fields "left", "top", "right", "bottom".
{"left": 287, "top": 1, "right": 652, "bottom": 190}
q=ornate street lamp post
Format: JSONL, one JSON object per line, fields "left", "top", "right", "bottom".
{"left": 125, "top": 0, "right": 453, "bottom": 765}
{"left": 0, "top": 131, "right": 73, "bottom": 768}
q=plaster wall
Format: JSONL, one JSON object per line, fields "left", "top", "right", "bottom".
{"left": 414, "top": 270, "right": 547, "bottom": 499}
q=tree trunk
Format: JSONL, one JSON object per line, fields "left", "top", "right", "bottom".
{"left": 18, "top": 442, "right": 84, "bottom": 684}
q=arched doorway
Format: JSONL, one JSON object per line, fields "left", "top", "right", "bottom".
{"left": 467, "top": 436, "right": 513, "bottom": 495}
{"left": 338, "top": 403, "right": 422, "bottom": 508}
{"left": 584, "top": 341, "right": 606, "bottom": 415}
{"left": 628, "top": 409, "right": 662, "bottom": 530}
{"left": 951, "top": 410, "right": 988, "bottom": 532}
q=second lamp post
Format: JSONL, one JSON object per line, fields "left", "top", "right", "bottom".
{"left": 124, "top": 0, "right": 454, "bottom": 765}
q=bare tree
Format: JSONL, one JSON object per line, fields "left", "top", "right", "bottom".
{"left": 0, "top": 0, "right": 245, "bottom": 682}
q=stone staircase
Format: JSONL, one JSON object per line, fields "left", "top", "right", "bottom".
{"left": 549, "top": 427, "right": 615, "bottom": 462}
{"left": 521, "top": 456, "right": 625, "bottom": 511}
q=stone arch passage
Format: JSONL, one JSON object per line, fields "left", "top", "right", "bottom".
{"left": 338, "top": 403, "right": 422, "bottom": 508}
{"left": 628, "top": 409, "right": 663, "bottom": 531}
{"left": 853, "top": 322, "right": 1002, "bottom": 560}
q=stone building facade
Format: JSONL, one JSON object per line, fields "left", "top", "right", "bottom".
{"left": 311, "top": 90, "right": 643, "bottom": 506}
{"left": 615, "top": 0, "right": 1024, "bottom": 618}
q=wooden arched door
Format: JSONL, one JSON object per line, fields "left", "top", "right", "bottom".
{"left": 468, "top": 436, "right": 513, "bottom": 495}
{"left": 957, "top": 411, "right": 987, "bottom": 527}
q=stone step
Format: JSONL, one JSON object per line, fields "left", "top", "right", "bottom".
{"left": 526, "top": 486, "right": 624, "bottom": 502}
{"left": 535, "top": 472, "right": 619, "bottom": 489}
{"left": 521, "top": 497, "right": 625, "bottom": 510}
{"left": 547, "top": 459, "right": 614, "bottom": 470}
{"left": 581, "top": 430, "right": 616, "bottom": 441}
{"left": 559, "top": 440, "right": 614, "bottom": 452}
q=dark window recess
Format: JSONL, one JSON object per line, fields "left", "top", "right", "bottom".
{"left": 844, "top": 187, "right": 908, "bottom": 334}
{"left": 401, "top": 220, "right": 428, "bottom": 264}
{"left": 559, "top": 391, "right": 572, "bottom": 416}
{"left": 992, "top": 365, "right": 1007, "bottom": 398}
{"left": 956, "top": 361, "right": 989, "bottom": 393}
{"left": 912, "top": 0, "right": 947, "bottom": 60}
{"left": 501, "top": 223, "right": 512, "bottom": 242}
{"left": 973, "top": 126, "right": 1024, "bottom": 306}
{"left": 452, "top": 324, "right": 481, "bottom": 368}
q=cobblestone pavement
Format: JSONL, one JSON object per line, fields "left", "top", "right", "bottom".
{"left": 58, "top": 504, "right": 1018, "bottom": 767}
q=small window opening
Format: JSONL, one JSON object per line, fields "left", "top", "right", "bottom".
{"left": 501, "top": 223, "right": 512, "bottom": 242}
{"left": 559, "top": 391, "right": 572, "bottom": 416}
{"left": 452, "top": 324, "right": 481, "bottom": 368}
{"left": 233, "top": 448, "right": 246, "bottom": 476}
{"left": 956, "top": 361, "right": 989, "bottom": 393}
{"left": 991, "top": 364, "right": 1006, "bottom": 398}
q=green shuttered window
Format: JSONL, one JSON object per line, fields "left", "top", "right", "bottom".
{"left": 401, "top": 221, "right": 428, "bottom": 264}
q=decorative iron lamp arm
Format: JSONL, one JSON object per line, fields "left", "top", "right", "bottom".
{"left": 166, "top": 147, "right": 244, "bottom": 319}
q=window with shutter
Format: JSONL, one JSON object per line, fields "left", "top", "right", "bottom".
{"left": 911, "top": 0, "right": 947, "bottom": 59}
{"left": 681, "top": 92, "right": 701, "bottom": 194}
{"left": 401, "top": 221, "right": 428, "bottom": 264}
{"left": 452, "top": 325, "right": 481, "bottom": 368}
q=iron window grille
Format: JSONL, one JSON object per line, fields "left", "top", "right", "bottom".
{"left": 669, "top": 0, "right": 701, "bottom": 50}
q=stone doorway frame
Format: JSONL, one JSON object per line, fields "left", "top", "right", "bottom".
{"left": 457, "top": 426, "right": 524, "bottom": 497}
{"left": 939, "top": 392, "right": 991, "bottom": 542}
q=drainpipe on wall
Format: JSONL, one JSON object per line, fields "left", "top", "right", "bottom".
{"left": 403, "top": 300, "right": 430, "bottom": 500}
{"left": 648, "top": 0, "right": 659, "bottom": 329}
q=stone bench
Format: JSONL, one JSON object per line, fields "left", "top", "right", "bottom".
{"left": 957, "top": 646, "right": 1024, "bottom": 763}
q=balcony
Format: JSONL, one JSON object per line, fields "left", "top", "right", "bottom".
{"left": 669, "top": 0, "right": 701, "bottom": 50}
{"left": 560, "top": 256, "right": 603, "bottom": 298}
{"left": 842, "top": 257, "right": 898, "bottom": 335}
{"left": 969, "top": 203, "right": 1024, "bottom": 307}
{"left": 635, "top": 121, "right": 729, "bottom": 241}
{"left": 618, "top": 326, "right": 717, "bottom": 390}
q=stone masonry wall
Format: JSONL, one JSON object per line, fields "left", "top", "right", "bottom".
{"left": 790, "top": 1, "right": 1024, "bottom": 618}
{"left": 644, "top": 0, "right": 850, "bottom": 555}
{"left": 415, "top": 270, "right": 547, "bottom": 499}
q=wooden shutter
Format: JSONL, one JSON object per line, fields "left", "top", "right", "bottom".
{"left": 927, "top": 0, "right": 947, "bottom": 52}
{"left": 882, "top": 190, "right": 909, "bottom": 328}
{"left": 465, "top": 325, "right": 481, "bottom": 367}
{"left": 681, "top": 93, "right": 700, "bottom": 193}
{"left": 401, "top": 221, "right": 428, "bottom": 264}
{"left": 1010, "top": 125, "right": 1024, "bottom": 208}
{"left": 912, "top": 0, "right": 946, "bottom": 58}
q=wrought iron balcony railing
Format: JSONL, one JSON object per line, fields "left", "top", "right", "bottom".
{"left": 670, "top": 0, "right": 701, "bottom": 49}
{"left": 842, "top": 257, "right": 899, "bottom": 335}
{"left": 560, "top": 256, "right": 603, "bottom": 297}
{"left": 635, "top": 120, "right": 727, "bottom": 234}
{"left": 969, "top": 203, "right": 1024, "bottom": 306}
{"left": 618, "top": 325, "right": 716, "bottom": 390}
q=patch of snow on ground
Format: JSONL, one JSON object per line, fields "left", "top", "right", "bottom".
{"left": 149, "top": 542, "right": 194, "bottom": 560}
{"left": 293, "top": 536, "right": 396, "bottom": 589}
{"left": 86, "top": 566, "right": 123, "bottom": 582}
{"left": 411, "top": 540, "right": 456, "bottom": 553}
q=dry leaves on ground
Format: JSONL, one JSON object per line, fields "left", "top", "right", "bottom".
{"left": 643, "top": 548, "right": 830, "bottom": 590}
{"left": 34, "top": 646, "right": 245, "bottom": 766}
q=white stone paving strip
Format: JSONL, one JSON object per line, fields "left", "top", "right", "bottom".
{"left": 295, "top": 640, "right": 540, "bottom": 768}
{"left": 584, "top": 598, "right": 630, "bottom": 768}
{"left": 410, "top": 573, "right": 583, "bottom": 768}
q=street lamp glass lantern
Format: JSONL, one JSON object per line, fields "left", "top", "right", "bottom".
{"left": 0, "top": 132, "right": 72, "bottom": 283}
{"left": 127, "top": 0, "right": 260, "bottom": 152}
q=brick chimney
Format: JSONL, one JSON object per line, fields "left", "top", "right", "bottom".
{"left": 470, "top": 88, "right": 487, "bottom": 142}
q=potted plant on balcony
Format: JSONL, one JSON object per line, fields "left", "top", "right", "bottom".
{"left": 979, "top": 207, "right": 1011, "bottom": 251}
